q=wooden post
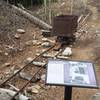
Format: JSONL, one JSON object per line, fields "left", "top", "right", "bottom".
{"left": 31, "top": 0, "right": 33, "bottom": 8}
{"left": 70, "top": 0, "right": 73, "bottom": 15}
{"left": 44, "top": 0, "right": 47, "bottom": 20}
{"left": 48, "top": 0, "right": 52, "bottom": 24}
{"left": 58, "top": 0, "right": 62, "bottom": 15}
{"left": 7, "top": 0, "right": 9, "bottom": 4}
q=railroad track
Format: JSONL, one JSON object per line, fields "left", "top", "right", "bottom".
{"left": 0, "top": 44, "right": 63, "bottom": 100}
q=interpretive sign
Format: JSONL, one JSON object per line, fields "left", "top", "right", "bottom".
{"left": 46, "top": 60, "right": 98, "bottom": 88}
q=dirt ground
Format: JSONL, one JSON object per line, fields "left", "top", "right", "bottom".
{"left": 0, "top": 0, "right": 100, "bottom": 100}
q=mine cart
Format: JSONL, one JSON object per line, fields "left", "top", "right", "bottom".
{"left": 52, "top": 15, "right": 78, "bottom": 45}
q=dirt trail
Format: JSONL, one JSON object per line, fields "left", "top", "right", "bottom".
{"left": 0, "top": 0, "right": 100, "bottom": 100}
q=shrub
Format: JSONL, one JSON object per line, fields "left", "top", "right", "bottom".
{"left": 6, "top": 0, "right": 57, "bottom": 6}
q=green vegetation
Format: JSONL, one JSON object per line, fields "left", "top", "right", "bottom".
{"left": 5, "top": 0, "right": 57, "bottom": 6}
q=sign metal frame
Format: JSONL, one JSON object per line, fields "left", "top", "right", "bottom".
{"left": 45, "top": 59, "right": 99, "bottom": 89}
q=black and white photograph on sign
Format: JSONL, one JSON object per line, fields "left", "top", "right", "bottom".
{"left": 46, "top": 60, "right": 98, "bottom": 88}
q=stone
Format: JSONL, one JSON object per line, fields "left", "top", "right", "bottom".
{"left": 57, "top": 55, "right": 69, "bottom": 59}
{"left": 41, "top": 74, "right": 45, "bottom": 82}
{"left": 24, "top": 57, "right": 33, "bottom": 64}
{"left": 41, "top": 42, "right": 51, "bottom": 47}
{"left": 42, "top": 38, "right": 55, "bottom": 43}
{"left": 62, "top": 47, "right": 72, "bottom": 56}
{"left": 36, "top": 53, "right": 40, "bottom": 56}
{"left": 32, "top": 40, "right": 41, "bottom": 46}
{"left": 42, "top": 52, "right": 59, "bottom": 58}
{"left": 26, "top": 57, "right": 33, "bottom": 62}
{"left": 3, "top": 63, "right": 11, "bottom": 67}
{"left": 14, "top": 34, "right": 20, "bottom": 39}
{"left": 0, "top": 50, "right": 3, "bottom": 54}
{"left": 17, "top": 29, "right": 25, "bottom": 34}
{"left": 25, "top": 41, "right": 32, "bottom": 46}
{"left": 19, "top": 72, "right": 40, "bottom": 83}
{"left": 27, "top": 85, "right": 41, "bottom": 94}
{"left": 32, "top": 61, "right": 46, "bottom": 67}
{"left": 96, "top": 30, "right": 100, "bottom": 37}
{"left": 42, "top": 53, "right": 54, "bottom": 58}
{"left": 19, "top": 48, "right": 24, "bottom": 52}
{"left": 34, "top": 74, "right": 41, "bottom": 82}
{"left": 4, "top": 52, "right": 9, "bottom": 56}
{"left": 0, "top": 88, "right": 29, "bottom": 100}
{"left": 42, "top": 38, "right": 48, "bottom": 42}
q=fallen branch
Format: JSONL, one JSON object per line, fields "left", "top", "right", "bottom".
{"left": 12, "top": 5, "right": 52, "bottom": 30}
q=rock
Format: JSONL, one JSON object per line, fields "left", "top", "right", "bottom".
{"left": 91, "top": 93, "right": 100, "bottom": 100}
{"left": 35, "top": 49, "right": 46, "bottom": 56}
{"left": 42, "top": 53, "right": 54, "bottom": 58}
{"left": 14, "top": 34, "right": 20, "bottom": 39}
{"left": 25, "top": 41, "right": 32, "bottom": 46}
{"left": 42, "top": 38, "right": 48, "bottom": 42}
{"left": 0, "top": 88, "right": 29, "bottom": 100}
{"left": 0, "top": 50, "right": 3, "bottom": 54}
{"left": 41, "top": 74, "right": 45, "bottom": 82}
{"left": 19, "top": 72, "right": 40, "bottom": 83}
{"left": 41, "top": 42, "right": 51, "bottom": 47}
{"left": 32, "top": 40, "right": 41, "bottom": 46}
{"left": 75, "top": 32, "right": 80, "bottom": 38}
{"left": 34, "top": 74, "right": 41, "bottom": 82}
{"left": 42, "top": 38, "right": 55, "bottom": 43}
{"left": 41, "top": 49, "right": 46, "bottom": 52}
{"left": 32, "top": 61, "right": 46, "bottom": 67}
{"left": 26, "top": 57, "right": 33, "bottom": 63}
{"left": 42, "top": 52, "right": 59, "bottom": 58}
{"left": 5, "top": 66, "right": 15, "bottom": 77}
{"left": 3, "top": 63, "right": 11, "bottom": 67}
{"left": 57, "top": 55, "right": 69, "bottom": 60}
{"left": 19, "top": 48, "right": 24, "bottom": 52}
{"left": 27, "top": 85, "right": 41, "bottom": 94}
{"left": 24, "top": 57, "right": 33, "bottom": 64}
{"left": 36, "top": 53, "right": 40, "bottom": 56}
{"left": 62, "top": 47, "right": 72, "bottom": 56}
{"left": 96, "top": 30, "right": 100, "bottom": 37}
{"left": 17, "top": 29, "right": 25, "bottom": 34}
{"left": 4, "top": 52, "right": 9, "bottom": 56}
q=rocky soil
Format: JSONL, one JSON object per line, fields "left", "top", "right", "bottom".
{"left": 0, "top": 0, "right": 100, "bottom": 100}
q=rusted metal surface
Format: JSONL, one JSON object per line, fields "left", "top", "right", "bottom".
{"left": 0, "top": 45, "right": 55, "bottom": 87}
{"left": 52, "top": 15, "right": 78, "bottom": 37}
{"left": 0, "top": 44, "right": 64, "bottom": 99}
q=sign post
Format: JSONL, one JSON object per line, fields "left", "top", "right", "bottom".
{"left": 45, "top": 60, "right": 98, "bottom": 100}
{"left": 64, "top": 86, "right": 72, "bottom": 100}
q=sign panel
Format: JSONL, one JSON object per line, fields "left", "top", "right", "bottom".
{"left": 46, "top": 60, "right": 98, "bottom": 88}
